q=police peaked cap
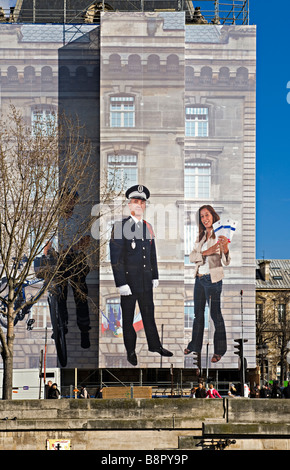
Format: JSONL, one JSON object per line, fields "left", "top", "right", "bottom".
{"left": 126, "top": 185, "right": 150, "bottom": 201}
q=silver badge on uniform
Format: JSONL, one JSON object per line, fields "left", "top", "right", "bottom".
{"left": 131, "top": 240, "right": 136, "bottom": 249}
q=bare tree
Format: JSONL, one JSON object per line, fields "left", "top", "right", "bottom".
{"left": 0, "top": 105, "right": 117, "bottom": 399}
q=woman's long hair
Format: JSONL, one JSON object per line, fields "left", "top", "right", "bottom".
{"left": 198, "top": 205, "right": 220, "bottom": 242}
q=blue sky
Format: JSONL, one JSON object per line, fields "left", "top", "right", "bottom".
{"left": 250, "top": 3, "right": 290, "bottom": 260}
{"left": 2, "top": 1, "right": 289, "bottom": 259}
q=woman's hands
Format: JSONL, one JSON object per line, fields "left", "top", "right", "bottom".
{"left": 202, "top": 236, "right": 229, "bottom": 257}
{"left": 218, "top": 235, "right": 229, "bottom": 254}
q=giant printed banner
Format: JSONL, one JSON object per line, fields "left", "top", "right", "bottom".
{"left": 0, "top": 16, "right": 256, "bottom": 374}
{"left": 99, "top": 13, "right": 257, "bottom": 371}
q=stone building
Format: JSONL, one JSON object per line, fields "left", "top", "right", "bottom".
{"left": 0, "top": 4, "right": 256, "bottom": 383}
{"left": 256, "top": 259, "right": 290, "bottom": 383}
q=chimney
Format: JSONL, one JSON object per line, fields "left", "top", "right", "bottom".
{"left": 259, "top": 260, "right": 271, "bottom": 281}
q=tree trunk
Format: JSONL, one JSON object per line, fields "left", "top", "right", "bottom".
{"left": 1, "top": 306, "right": 15, "bottom": 400}
{"left": 2, "top": 352, "right": 13, "bottom": 400}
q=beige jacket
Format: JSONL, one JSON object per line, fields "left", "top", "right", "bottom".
{"left": 189, "top": 231, "right": 230, "bottom": 283}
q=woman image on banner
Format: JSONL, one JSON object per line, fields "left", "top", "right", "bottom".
{"left": 184, "top": 205, "right": 230, "bottom": 366}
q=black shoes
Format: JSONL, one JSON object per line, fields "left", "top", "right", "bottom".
{"left": 127, "top": 347, "right": 173, "bottom": 365}
{"left": 150, "top": 347, "right": 173, "bottom": 357}
{"left": 127, "top": 351, "right": 138, "bottom": 366}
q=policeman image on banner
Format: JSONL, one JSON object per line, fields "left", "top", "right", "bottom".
{"left": 109, "top": 184, "right": 173, "bottom": 366}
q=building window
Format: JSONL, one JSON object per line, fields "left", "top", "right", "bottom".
{"left": 184, "top": 162, "right": 211, "bottom": 199}
{"left": 32, "top": 300, "right": 51, "bottom": 329}
{"left": 128, "top": 54, "right": 141, "bottom": 73}
{"left": 102, "top": 298, "right": 122, "bottom": 336}
{"left": 185, "top": 300, "right": 209, "bottom": 329}
{"left": 110, "top": 96, "right": 135, "bottom": 128}
{"left": 185, "top": 107, "right": 208, "bottom": 137}
{"left": 278, "top": 304, "right": 286, "bottom": 323}
{"left": 166, "top": 54, "right": 179, "bottom": 73}
{"left": 24, "top": 66, "right": 36, "bottom": 83}
{"left": 109, "top": 54, "right": 121, "bottom": 72}
{"left": 184, "top": 223, "right": 197, "bottom": 264}
{"left": 7, "top": 65, "right": 18, "bottom": 82}
{"left": 107, "top": 154, "right": 138, "bottom": 192}
{"left": 256, "top": 303, "right": 263, "bottom": 323}
{"left": 31, "top": 108, "right": 57, "bottom": 137}
{"left": 185, "top": 300, "right": 194, "bottom": 329}
{"left": 147, "top": 54, "right": 160, "bottom": 72}
{"left": 41, "top": 66, "right": 53, "bottom": 83}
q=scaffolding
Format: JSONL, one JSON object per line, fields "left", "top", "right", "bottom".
{"left": 0, "top": 0, "right": 250, "bottom": 25}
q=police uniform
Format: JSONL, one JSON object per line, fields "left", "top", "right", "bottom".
{"left": 109, "top": 185, "right": 173, "bottom": 365}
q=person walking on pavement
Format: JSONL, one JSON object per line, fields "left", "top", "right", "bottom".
{"left": 195, "top": 381, "right": 207, "bottom": 398}
{"left": 206, "top": 383, "right": 222, "bottom": 398}
{"left": 47, "top": 383, "right": 60, "bottom": 399}
{"left": 283, "top": 381, "right": 290, "bottom": 398}
{"left": 271, "top": 380, "right": 282, "bottom": 398}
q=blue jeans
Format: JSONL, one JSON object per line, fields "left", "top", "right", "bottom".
{"left": 187, "top": 275, "right": 227, "bottom": 357}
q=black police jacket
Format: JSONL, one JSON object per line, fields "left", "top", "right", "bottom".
{"left": 109, "top": 216, "right": 159, "bottom": 294}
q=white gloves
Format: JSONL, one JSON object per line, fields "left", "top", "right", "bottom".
{"left": 118, "top": 280, "right": 159, "bottom": 295}
{"left": 118, "top": 284, "right": 132, "bottom": 296}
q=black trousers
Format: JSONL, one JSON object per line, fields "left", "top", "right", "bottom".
{"left": 120, "top": 289, "right": 162, "bottom": 353}
{"left": 57, "top": 253, "right": 90, "bottom": 333}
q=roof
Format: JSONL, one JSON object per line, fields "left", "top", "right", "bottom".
{"left": 256, "top": 259, "right": 290, "bottom": 290}
{"left": 186, "top": 24, "right": 222, "bottom": 43}
{"left": 20, "top": 24, "right": 97, "bottom": 42}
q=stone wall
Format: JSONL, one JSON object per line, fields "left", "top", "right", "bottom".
{"left": 1, "top": 398, "right": 290, "bottom": 450}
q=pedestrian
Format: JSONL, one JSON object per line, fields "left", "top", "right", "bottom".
{"left": 45, "top": 380, "right": 53, "bottom": 399}
{"left": 228, "top": 383, "right": 237, "bottom": 397}
{"left": 95, "top": 386, "right": 103, "bottom": 398}
{"left": 206, "top": 383, "right": 221, "bottom": 398}
{"left": 271, "top": 380, "right": 282, "bottom": 398}
{"left": 110, "top": 184, "right": 173, "bottom": 366}
{"left": 79, "top": 386, "right": 90, "bottom": 399}
{"left": 250, "top": 384, "right": 260, "bottom": 398}
{"left": 282, "top": 381, "right": 290, "bottom": 398}
{"left": 260, "top": 383, "right": 271, "bottom": 398}
{"left": 189, "top": 387, "right": 196, "bottom": 398}
{"left": 47, "top": 383, "right": 60, "bottom": 399}
{"left": 195, "top": 382, "right": 207, "bottom": 398}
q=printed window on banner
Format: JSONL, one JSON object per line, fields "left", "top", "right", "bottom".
{"left": 185, "top": 107, "right": 208, "bottom": 137}
{"left": 184, "top": 223, "right": 197, "bottom": 264}
{"left": 31, "top": 300, "right": 51, "bottom": 329}
{"left": 31, "top": 108, "right": 57, "bottom": 137}
{"left": 102, "top": 298, "right": 122, "bottom": 336}
{"left": 107, "top": 154, "right": 138, "bottom": 193}
{"left": 110, "top": 96, "right": 135, "bottom": 128}
{"left": 184, "top": 162, "right": 211, "bottom": 199}
{"left": 185, "top": 300, "right": 209, "bottom": 329}
{"left": 278, "top": 304, "right": 286, "bottom": 323}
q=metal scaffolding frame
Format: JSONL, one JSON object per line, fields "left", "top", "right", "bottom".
{"left": 1, "top": 0, "right": 250, "bottom": 26}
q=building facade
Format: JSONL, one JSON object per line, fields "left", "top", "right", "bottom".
{"left": 256, "top": 259, "right": 290, "bottom": 383}
{"left": 98, "top": 12, "right": 257, "bottom": 372}
{"left": 0, "top": 9, "right": 256, "bottom": 379}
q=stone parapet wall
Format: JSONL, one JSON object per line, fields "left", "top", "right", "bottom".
{"left": 1, "top": 398, "right": 289, "bottom": 450}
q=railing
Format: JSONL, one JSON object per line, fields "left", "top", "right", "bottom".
{"left": 60, "top": 380, "right": 233, "bottom": 398}
{"left": 0, "top": 0, "right": 249, "bottom": 25}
